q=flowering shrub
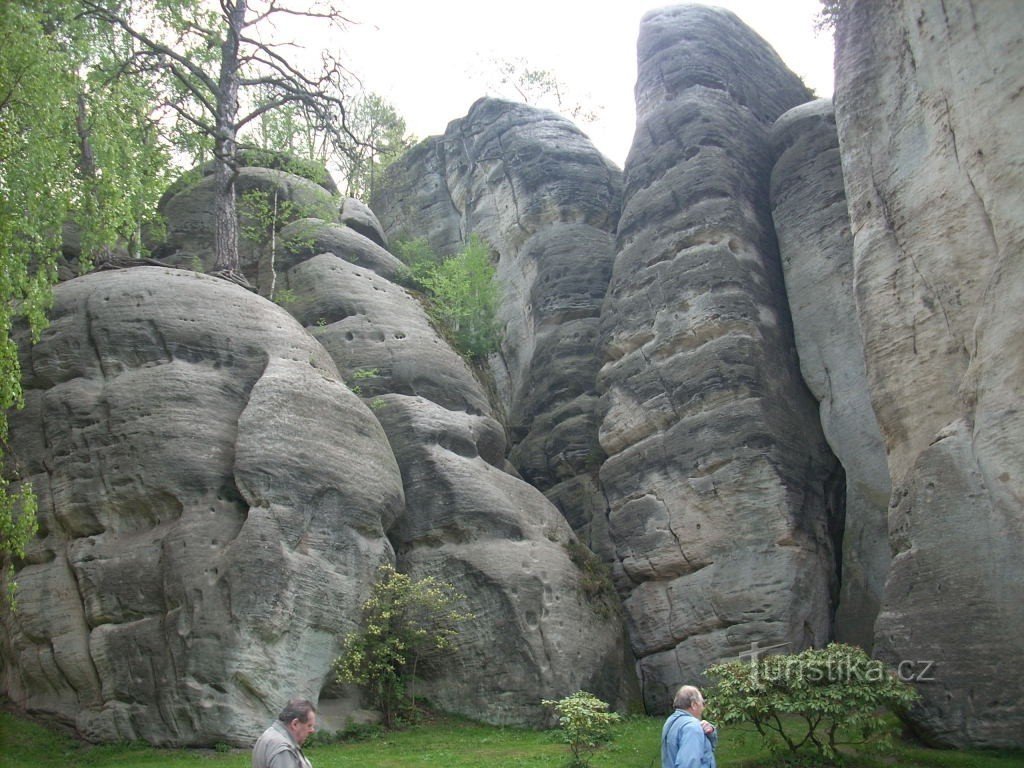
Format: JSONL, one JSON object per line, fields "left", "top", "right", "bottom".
{"left": 334, "top": 565, "right": 472, "bottom": 726}
{"left": 542, "top": 691, "right": 621, "bottom": 767}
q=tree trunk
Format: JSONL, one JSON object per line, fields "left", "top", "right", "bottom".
{"left": 212, "top": 0, "right": 246, "bottom": 275}
{"left": 75, "top": 91, "right": 113, "bottom": 267}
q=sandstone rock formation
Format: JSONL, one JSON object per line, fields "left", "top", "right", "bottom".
{"left": 598, "top": 6, "right": 840, "bottom": 711}
{"left": 153, "top": 166, "right": 339, "bottom": 288}
{"left": 274, "top": 238, "right": 631, "bottom": 723}
{"left": 373, "top": 98, "right": 623, "bottom": 558}
{"left": 769, "top": 98, "right": 890, "bottom": 651}
{"left": 1, "top": 268, "right": 403, "bottom": 745}
{"left": 277, "top": 218, "right": 405, "bottom": 281}
{"left": 834, "top": 0, "right": 1024, "bottom": 748}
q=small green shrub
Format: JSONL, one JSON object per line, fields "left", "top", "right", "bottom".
{"left": 393, "top": 236, "right": 500, "bottom": 361}
{"left": 542, "top": 691, "right": 621, "bottom": 768}
{"left": 705, "top": 643, "right": 919, "bottom": 765}
{"left": 334, "top": 565, "right": 472, "bottom": 727}
{"left": 273, "top": 287, "right": 297, "bottom": 306}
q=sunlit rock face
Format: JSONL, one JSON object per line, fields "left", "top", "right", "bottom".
{"left": 598, "top": 5, "right": 840, "bottom": 712}
{"left": 374, "top": 98, "right": 625, "bottom": 561}
{"left": 769, "top": 99, "right": 890, "bottom": 652}
{"left": 834, "top": 0, "right": 1024, "bottom": 748}
{"left": 1, "top": 268, "right": 403, "bottom": 746}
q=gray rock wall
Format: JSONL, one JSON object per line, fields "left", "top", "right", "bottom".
{"left": 769, "top": 99, "right": 890, "bottom": 651}
{"left": 834, "top": 0, "right": 1024, "bottom": 748}
{"left": 1, "top": 268, "right": 403, "bottom": 745}
{"left": 277, "top": 239, "right": 632, "bottom": 723}
{"left": 599, "top": 6, "right": 839, "bottom": 711}
{"left": 374, "top": 99, "right": 624, "bottom": 558}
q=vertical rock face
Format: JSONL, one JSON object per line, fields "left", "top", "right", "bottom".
{"left": 3, "top": 193, "right": 631, "bottom": 742}
{"left": 278, "top": 246, "right": 631, "bottom": 723}
{"left": 769, "top": 99, "right": 891, "bottom": 651}
{"left": 599, "top": 6, "right": 839, "bottom": 711}
{"left": 1, "top": 268, "right": 403, "bottom": 745}
{"left": 374, "top": 99, "right": 624, "bottom": 556}
{"left": 834, "top": 0, "right": 1024, "bottom": 748}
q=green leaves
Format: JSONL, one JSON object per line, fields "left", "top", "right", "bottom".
{"left": 542, "top": 691, "right": 621, "bottom": 768}
{"left": 705, "top": 643, "right": 920, "bottom": 764}
{"left": 397, "top": 235, "right": 501, "bottom": 361}
{"left": 334, "top": 565, "right": 472, "bottom": 727}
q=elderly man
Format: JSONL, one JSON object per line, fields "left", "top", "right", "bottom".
{"left": 252, "top": 698, "right": 317, "bottom": 768}
{"left": 661, "top": 685, "right": 717, "bottom": 768}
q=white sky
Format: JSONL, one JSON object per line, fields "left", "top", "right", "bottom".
{"left": 329, "top": 0, "right": 835, "bottom": 167}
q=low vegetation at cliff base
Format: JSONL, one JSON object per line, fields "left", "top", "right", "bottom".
{"left": 705, "top": 642, "right": 919, "bottom": 764}
{"left": 333, "top": 565, "right": 472, "bottom": 727}
{"left": 542, "top": 691, "right": 621, "bottom": 768}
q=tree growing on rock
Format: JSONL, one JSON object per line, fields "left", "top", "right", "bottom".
{"left": 79, "top": 0, "right": 360, "bottom": 280}
{"left": 334, "top": 565, "right": 472, "bottom": 727}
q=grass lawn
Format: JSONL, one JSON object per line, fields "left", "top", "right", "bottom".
{"left": 3, "top": 710, "right": 1023, "bottom": 768}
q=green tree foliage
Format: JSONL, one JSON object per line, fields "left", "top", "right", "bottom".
{"left": 542, "top": 691, "right": 621, "bottom": 768}
{"left": 79, "top": 0, "right": 359, "bottom": 276}
{"left": 338, "top": 93, "right": 414, "bottom": 201}
{"left": 334, "top": 565, "right": 472, "bottom": 727}
{"left": 705, "top": 643, "right": 919, "bottom": 764}
{"left": 0, "top": 1, "right": 170, "bottom": 601}
{"left": 396, "top": 236, "right": 501, "bottom": 361}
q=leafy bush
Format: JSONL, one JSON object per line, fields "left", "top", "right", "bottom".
{"left": 334, "top": 565, "right": 472, "bottom": 727}
{"left": 394, "top": 236, "right": 501, "bottom": 360}
{"left": 705, "top": 643, "right": 919, "bottom": 764}
{"left": 542, "top": 691, "right": 621, "bottom": 768}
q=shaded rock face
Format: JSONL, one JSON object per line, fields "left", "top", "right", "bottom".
{"left": 277, "top": 218, "right": 404, "bottom": 281}
{"left": 599, "top": 6, "right": 840, "bottom": 711}
{"left": 373, "top": 98, "right": 623, "bottom": 558}
{"left": 769, "top": 99, "right": 890, "bottom": 651}
{"left": 275, "top": 248, "right": 631, "bottom": 723}
{"left": 834, "top": 0, "right": 1024, "bottom": 748}
{"left": 152, "top": 167, "right": 339, "bottom": 289}
{"left": 1, "top": 268, "right": 403, "bottom": 745}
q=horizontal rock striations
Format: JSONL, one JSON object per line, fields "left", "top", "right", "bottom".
{"left": 834, "top": 0, "right": 1024, "bottom": 748}
{"left": 769, "top": 99, "right": 891, "bottom": 651}
{"left": 151, "top": 167, "right": 341, "bottom": 292}
{"left": 374, "top": 99, "right": 624, "bottom": 558}
{"left": 1, "top": 268, "right": 403, "bottom": 745}
{"left": 600, "top": 6, "right": 839, "bottom": 712}
{"left": 275, "top": 227, "right": 631, "bottom": 723}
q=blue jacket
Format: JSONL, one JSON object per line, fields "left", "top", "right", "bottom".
{"left": 661, "top": 709, "right": 717, "bottom": 768}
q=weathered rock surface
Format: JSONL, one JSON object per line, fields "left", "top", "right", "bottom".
{"left": 339, "top": 197, "right": 388, "bottom": 248}
{"left": 152, "top": 167, "right": 339, "bottom": 288}
{"left": 276, "top": 247, "right": 632, "bottom": 722}
{"left": 769, "top": 99, "right": 890, "bottom": 651}
{"left": 834, "top": 0, "right": 1024, "bottom": 747}
{"left": 376, "top": 395, "right": 628, "bottom": 723}
{"left": 1, "top": 267, "right": 403, "bottom": 745}
{"left": 374, "top": 98, "right": 623, "bottom": 557}
{"left": 277, "top": 218, "right": 404, "bottom": 280}
{"left": 282, "top": 253, "right": 490, "bottom": 415}
{"left": 599, "top": 6, "right": 839, "bottom": 712}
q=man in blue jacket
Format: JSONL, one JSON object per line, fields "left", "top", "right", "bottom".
{"left": 661, "top": 685, "right": 717, "bottom": 768}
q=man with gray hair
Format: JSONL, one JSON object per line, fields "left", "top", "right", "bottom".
{"left": 252, "top": 698, "right": 317, "bottom": 768}
{"left": 661, "top": 685, "right": 717, "bottom": 768}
